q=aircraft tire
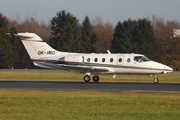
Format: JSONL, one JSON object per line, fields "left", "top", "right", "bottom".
{"left": 84, "top": 75, "right": 90, "bottom": 82}
{"left": 93, "top": 75, "right": 99, "bottom": 82}
{"left": 153, "top": 78, "right": 158, "bottom": 83}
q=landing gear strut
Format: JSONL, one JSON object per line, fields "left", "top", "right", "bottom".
{"left": 83, "top": 75, "right": 100, "bottom": 82}
{"left": 153, "top": 75, "right": 159, "bottom": 83}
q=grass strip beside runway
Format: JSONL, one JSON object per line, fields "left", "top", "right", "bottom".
{"left": 0, "top": 90, "right": 180, "bottom": 120}
{"left": 0, "top": 71, "right": 179, "bottom": 83}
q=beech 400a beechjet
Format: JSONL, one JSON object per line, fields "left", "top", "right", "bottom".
{"left": 13, "top": 33, "right": 173, "bottom": 83}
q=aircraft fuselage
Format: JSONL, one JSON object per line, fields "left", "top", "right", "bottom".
{"left": 12, "top": 33, "right": 173, "bottom": 83}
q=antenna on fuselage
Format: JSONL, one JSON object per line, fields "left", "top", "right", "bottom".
{"left": 107, "top": 50, "right": 111, "bottom": 54}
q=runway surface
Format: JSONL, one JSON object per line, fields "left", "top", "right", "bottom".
{"left": 0, "top": 81, "right": 180, "bottom": 92}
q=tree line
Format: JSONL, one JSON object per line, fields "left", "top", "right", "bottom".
{"left": 0, "top": 11, "right": 180, "bottom": 70}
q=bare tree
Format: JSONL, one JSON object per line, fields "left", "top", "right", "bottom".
{"left": 8, "top": 16, "right": 52, "bottom": 41}
{"left": 92, "top": 16, "right": 114, "bottom": 52}
{"left": 148, "top": 15, "right": 180, "bottom": 70}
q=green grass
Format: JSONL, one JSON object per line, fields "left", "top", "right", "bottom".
{"left": 0, "top": 90, "right": 180, "bottom": 120}
{"left": 0, "top": 70, "right": 180, "bottom": 83}
{"left": 0, "top": 70, "right": 180, "bottom": 119}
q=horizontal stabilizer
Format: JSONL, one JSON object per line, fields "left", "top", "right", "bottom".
{"left": 14, "top": 33, "right": 42, "bottom": 41}
{"left": 14, "top": 34, "right": 33, "bottom": 38}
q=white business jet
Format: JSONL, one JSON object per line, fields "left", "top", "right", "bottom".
{"left": 13, "top": 33, "right": 173, "bottom": 83}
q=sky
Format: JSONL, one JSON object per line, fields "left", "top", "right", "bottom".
{"left": 0, "top": 0, "right": 180, "bottom": 25}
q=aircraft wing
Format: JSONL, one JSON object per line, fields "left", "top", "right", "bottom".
{"left": 58, "top": 64, "right": 110, "bottom": 74}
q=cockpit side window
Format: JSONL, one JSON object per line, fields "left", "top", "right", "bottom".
{"left": 142, "top": 56, "right": 151, "bottom": 62}
{"left": 134, "top": 56, "right": 151, "bottom": 62}
{"left": 134, "top": 56, "right": 142, "bottom": 62}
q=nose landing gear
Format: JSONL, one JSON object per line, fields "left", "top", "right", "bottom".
{"left": 153, "top": 75, "right": 159, "bottom": 83}
{"left": 153, "top": 78, "right": 159, "bottom": 83}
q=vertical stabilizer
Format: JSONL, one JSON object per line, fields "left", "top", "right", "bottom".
{"left": 15, "top": 33, "right": 65, "bottom": 59}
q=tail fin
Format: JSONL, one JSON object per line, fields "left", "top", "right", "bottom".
{"left": 15, "top": 33, "right": 65, "bottom": 59}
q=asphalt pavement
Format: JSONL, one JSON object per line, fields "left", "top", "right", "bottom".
{"left": 0, "top": 81, "right": 180, "bottom": 92}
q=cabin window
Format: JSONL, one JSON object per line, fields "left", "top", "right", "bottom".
{"left": 110, "top": 58, "right": 113, "bottom": 62}
{"left": 102, "top": 58, "right": 105, "bottom": 62}
{"left": 94, "top": 58, "right": 98, "bottom": 62}
{"left": 119, "top": 58, "right": 122, "bottom": 63}
{"left": 127, "top": 58, "right": 130, "bottom": 63}
{"left": 87, "top": 58, "right": 90, "bottom": 62}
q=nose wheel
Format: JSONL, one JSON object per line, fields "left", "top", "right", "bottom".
{"left": 153, "top": 75, "right": 159, "bottom": 83}
{"left": 153, "top": 78, "right": 159, "bottom": 83}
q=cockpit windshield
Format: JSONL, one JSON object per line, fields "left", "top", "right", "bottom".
{"left": 134, "top": 56, "right": 151, "bottom": 62}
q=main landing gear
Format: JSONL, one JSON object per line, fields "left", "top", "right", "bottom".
{"left": 84, "top": 75, "right": 99, "bottom": 82}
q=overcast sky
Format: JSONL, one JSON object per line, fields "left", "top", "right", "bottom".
{"left": 0, "top": 0, "right": 179, "bottom": 25}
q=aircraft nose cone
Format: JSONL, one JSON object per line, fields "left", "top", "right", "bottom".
{"left": 170, "top": 67, "right": 173, "bottom": 71}
{"left": 164, "top": 65, "right": 173, "bottom": 72}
